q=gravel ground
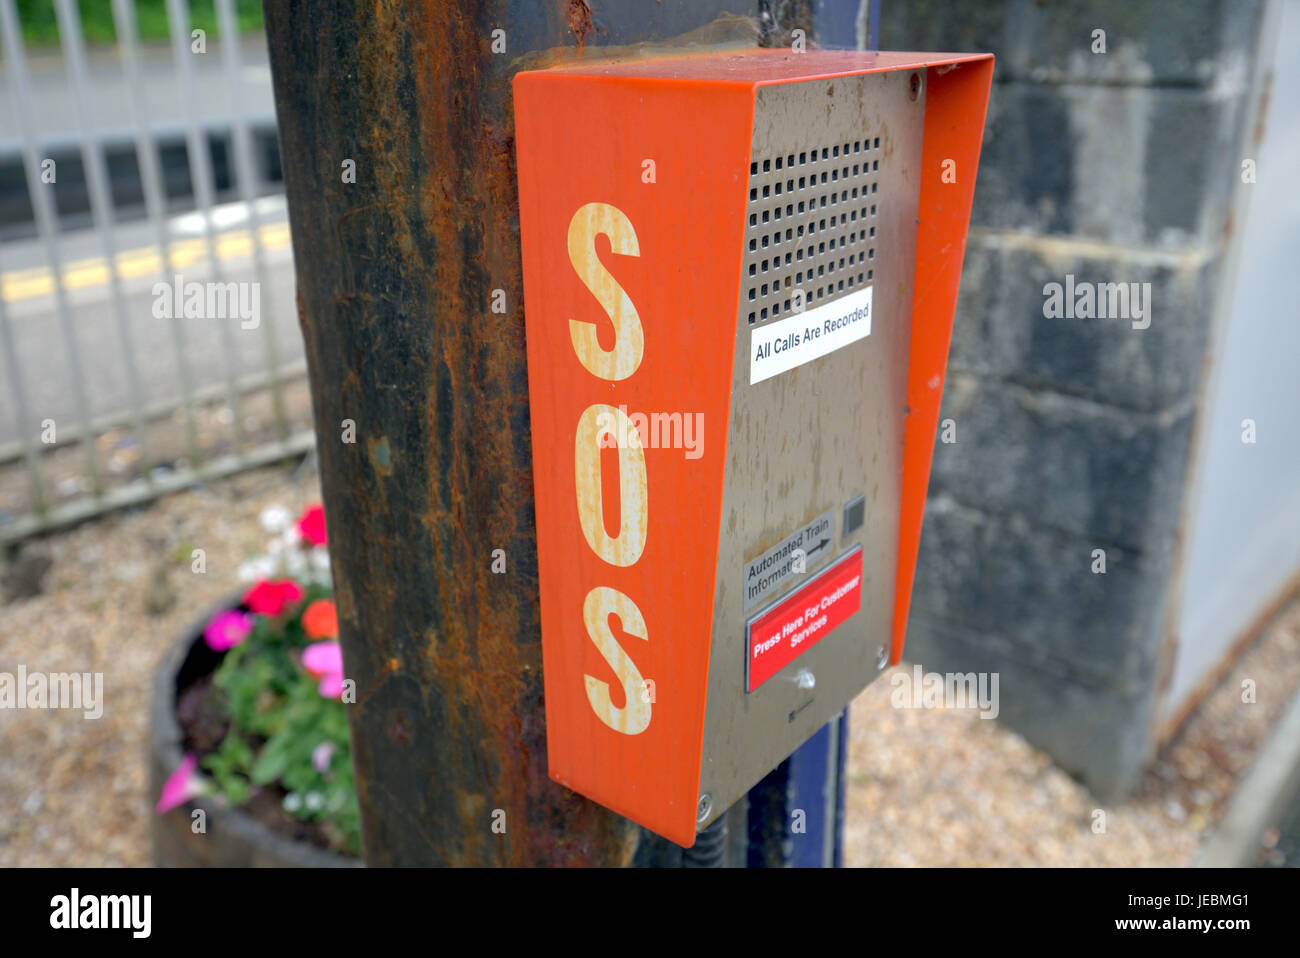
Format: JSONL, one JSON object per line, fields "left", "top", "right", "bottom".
{"left": 1261, "top": 798, "right": 1300, "bottom": 867}
{"left": 0, "top": 377, "right": 314, "bottom": 521}
{"left": 0, "top": 463, "right": 321, "bottom": 866}
{"left": 844, "top": 600, "right": 1300, "bottom": 866}
{"left": 1, "top": 461, "right": 1297, "bottom": 866}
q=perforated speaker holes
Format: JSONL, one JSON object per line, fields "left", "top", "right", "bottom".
{"left": 742, "top": 137, "right": 880, "bottom": 327}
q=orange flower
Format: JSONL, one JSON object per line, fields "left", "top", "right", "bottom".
{"left": 301, "top": 599, "right": 339, "bottom": 639}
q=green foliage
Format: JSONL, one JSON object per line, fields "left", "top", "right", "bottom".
{"left": 200, "top": 584, "right": 360, "bottom": 856}
{"left": 15, "top": 0, "right": 264, "bottom": 48}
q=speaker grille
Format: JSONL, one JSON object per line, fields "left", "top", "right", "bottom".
{"left": 742, "top": 137, "right": 881, "bottom": 327}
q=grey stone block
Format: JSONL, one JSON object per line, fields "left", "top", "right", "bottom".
{"left": 868, "top": 0, "right": 1271, "bottom": 804}
{"left": 877, "top": 0, "right": 1013, "bottom": 66}
{"left": 879, "top": 0, "right": 1263, "bottom": 89}
{"left": 904, "top": 611, "right": 1159, "bottom": 798}
{"left": 948, "top": 238, "right": 1221, "bottom": 413}
{"left": 1013, "top": 0, "right": 1262, "bottom": 87}
{"left": 912, "top": 494, "right": 1171, "bottom": 689}
{"left": 971, "top": 81, "right": 1248, "bottom": 249}
{"left": 927, "top": 373, "right": 1195, "bottom": 551}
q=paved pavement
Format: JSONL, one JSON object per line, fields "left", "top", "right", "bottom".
{"left": 1263, "top": 797, "right": 1300, "bottom": 867}
{"left": 0, "top": 196, "right": 304, "bottom": 453}
{"left": 0, "top": 35, "right": 275, "bottom": 154}
{"left": 0, "top": 31, "right": 299, "bottom": 455}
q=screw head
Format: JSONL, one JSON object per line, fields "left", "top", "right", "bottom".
{"left": 909, "top": 72, "right": 921, "bottom": 101}
{"left": 696, "top": 793, "right": 713, "bottom": 824}
{"left": 876, "top": 645, "right": 889, "bottom": 670}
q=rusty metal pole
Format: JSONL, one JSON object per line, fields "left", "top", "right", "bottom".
{"left": 260, "top": 0, "right": 745, "bottom": 867}
{"left": 262, "top": 0, "right": 855, "bottom": 866}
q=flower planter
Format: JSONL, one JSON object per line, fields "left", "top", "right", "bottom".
{"left": 150, "top": 601, "right": 362, "bottom": 867}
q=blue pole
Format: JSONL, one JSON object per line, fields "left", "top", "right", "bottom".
{"left": 744, "top": 708, "right": 848, "bottom": 867}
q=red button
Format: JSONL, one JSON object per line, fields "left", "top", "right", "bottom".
{"left": 746, "top": 547, "right": 864, "bottom": 691}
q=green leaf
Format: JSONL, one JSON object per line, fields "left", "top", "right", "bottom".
{"left": 250, "top": 738, "right": 292, "bottom": 785}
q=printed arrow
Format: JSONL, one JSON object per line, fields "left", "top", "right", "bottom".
{"left": 804, "top": 536, "right": 831, "bottom": 559}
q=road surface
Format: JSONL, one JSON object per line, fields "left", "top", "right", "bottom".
{"left": 0, "top": 195, "right": 304, "bottom": 453}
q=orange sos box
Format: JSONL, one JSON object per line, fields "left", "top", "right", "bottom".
{"left": 514, "top": 69, "right": 749, "bottom": 848}
{"left": 514, "top": 50, "right": 993, "bottom": 846}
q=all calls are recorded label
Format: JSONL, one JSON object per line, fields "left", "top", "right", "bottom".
{"left": 749, "top": 286, "right": 872, "bottom": 385}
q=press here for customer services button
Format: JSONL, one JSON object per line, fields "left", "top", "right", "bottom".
{"left": 745, "top": 547, "right": 864, "bottom": 691}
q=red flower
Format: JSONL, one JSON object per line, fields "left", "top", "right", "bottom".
{"left": 298, "top": 504, "right": 327, "bottom": 546}
{"left": 301, "top": 599, "right": 339, "bottom": 639}
{"left": 242, "top": 578, "right": 305, "bottom": 617}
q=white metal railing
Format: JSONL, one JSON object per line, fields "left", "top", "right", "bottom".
{"left": 0, "top": 0, "right": 310, "bottom": 542}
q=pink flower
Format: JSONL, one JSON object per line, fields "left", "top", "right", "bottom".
{"left": 155, "top": 753, "right": 202, "bottom": 814}
{"left": 203, "top": 609, "right": 254, "bottom": 651}
{"left": 312, "top": 742, "right": 336, "bottom": 774}
{"left": 298, "top": 504, "right": 328, "bottom": 546}
{"left": 302, "top": 641, "right": 346, "bottom": 699}
{"left": 242, "top": 578, "right": 305, "bottom": 617}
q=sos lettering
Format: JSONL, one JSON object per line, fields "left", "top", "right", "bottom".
{"left": 567, "top": 202, "right": 652, "bottom": 737}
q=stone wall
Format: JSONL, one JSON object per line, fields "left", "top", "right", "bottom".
{"left": 878, "top": 0, "right": 1267, "bottom": 797}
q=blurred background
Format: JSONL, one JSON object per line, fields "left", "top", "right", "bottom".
{"left": 0, "top": 0, "right": 1297, "bottom": 867}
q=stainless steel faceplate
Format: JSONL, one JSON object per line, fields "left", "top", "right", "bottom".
{"left": 696, "top": 68, "right": 925, "bottom": 829}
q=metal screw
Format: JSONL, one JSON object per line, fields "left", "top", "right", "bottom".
{"left": 796, "top": 668, "right": 816, "bottom": 690}
{"left": 909, "top": 72, "right": 921, "bottom": 101}
{"left": 876, "top": 645, "right": 889, "bottom": 670}
{"left": 696, "top": 793, "right": 713, "bottom": 824}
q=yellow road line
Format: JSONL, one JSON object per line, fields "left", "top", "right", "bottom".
{"left": 1, "top": 223, "right": 292, "bottom": 303}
